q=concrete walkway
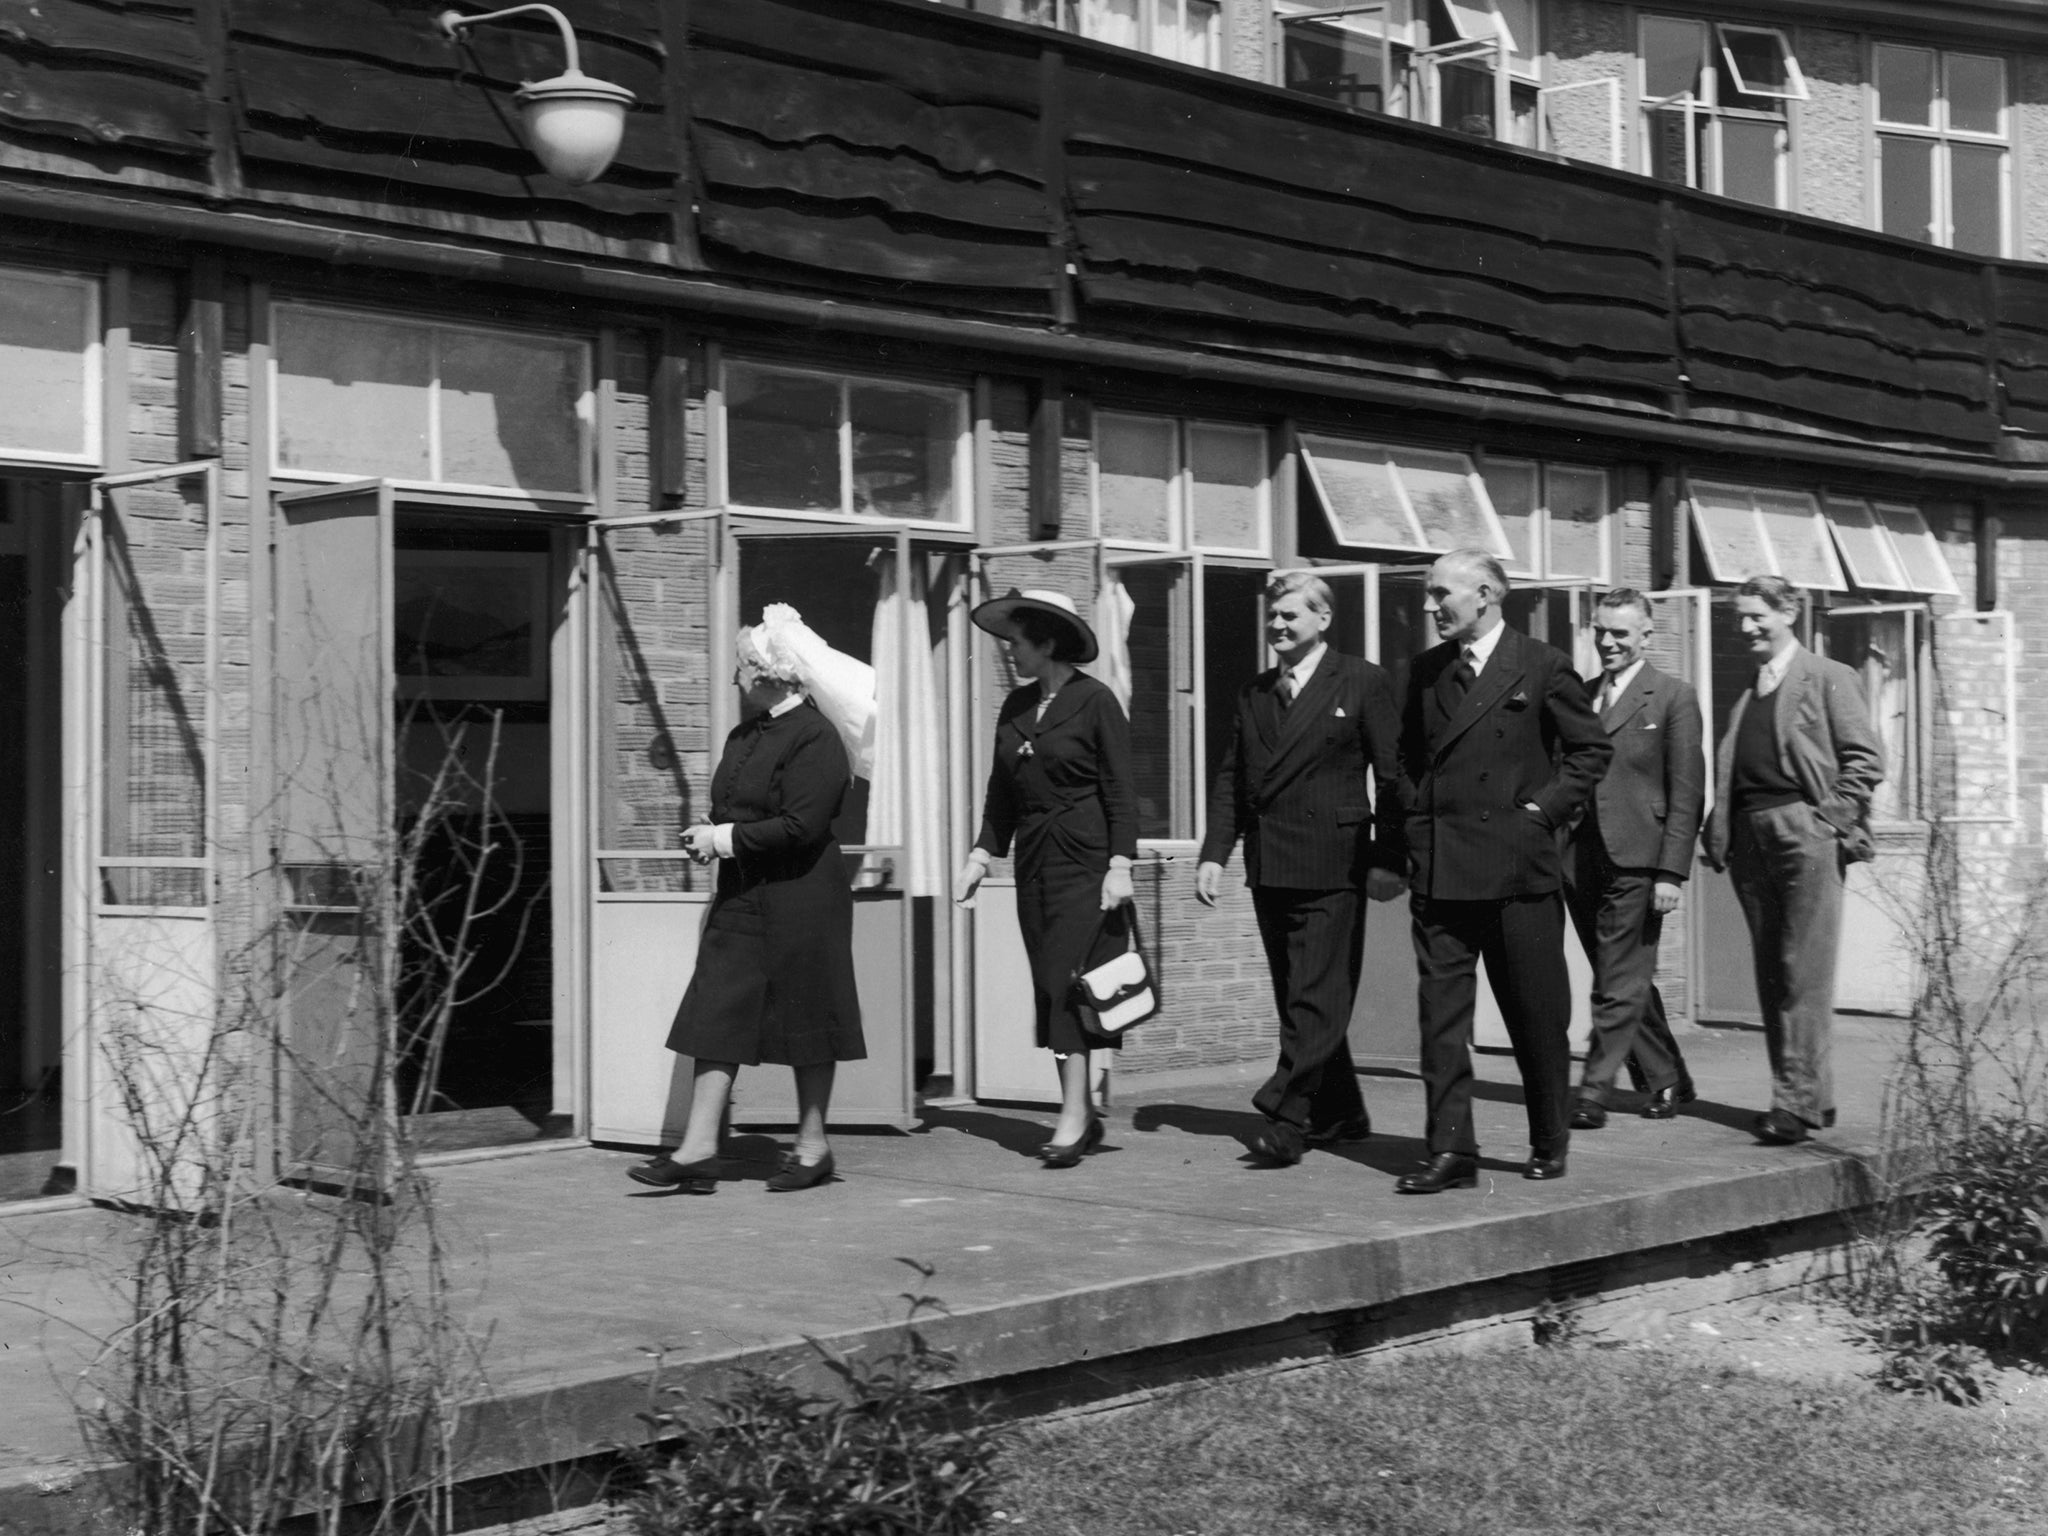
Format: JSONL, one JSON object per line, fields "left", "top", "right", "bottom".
{"left": 0, "top": 1019, "right": 1900, "bottom": 1532}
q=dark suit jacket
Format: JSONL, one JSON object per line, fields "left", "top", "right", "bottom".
{"left": 1399, "top": 624, "right": 1612, "bottom": 902}
{"left": 1576, "top": 661, "right": 1705, "bottom": 883}
{"left": 1199, "top": 648, "right": 1406, "bottom": 889}
{"left": 1701, "top": 645, "right": 1885, "bottom": 871}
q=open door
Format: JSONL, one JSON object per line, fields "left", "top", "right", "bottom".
{"left": 82, "top": 462, "right": 220, "bottom": 1206}
{"left": 272, "top": 480, "right": 395, "bottom": 1183}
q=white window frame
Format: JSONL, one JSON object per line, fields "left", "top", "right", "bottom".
{"left": 268, "top": 300, "right": 596, "bottom": 500}
{"left": 1089, "top": 410, "right": 1273, "bottom": 558}
{"left": 1717, "top": 24, "right": 1807, "bottom": 101}
{"left": 1, "top": 264, "right": 103, "bottom": 468}
{"left": 718, "top": 356, "right": 975, "bottom": 530}
{"left": 1822, "top": 600, "right": 1926, "bottom": 825}
{"left": 1688, "top": 478, "right": 1847, "bottom": 590}
{"left": 1273, "top": 1, "right": 1416, "bottom": 116}
{"left": 1638, "top": 15, "right": 1802, "bottom": 208}
{"left": 967, "top": 0, "right": 1225, "bottom": 69}
{"left": 1298, "top": 430, "right": 1515, "bottom": 560}
{"left": 1822, "top": 495, "right": 1960, "bottom": 597}
{"left": 1483, "top": 457, "right": 1613, "bottom": 584}
{"left": 1871, "top": 43, "right": 2010, "bottom": 256}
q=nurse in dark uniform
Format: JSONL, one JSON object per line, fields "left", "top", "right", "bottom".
{"left": 953, "top": 589, "right": 1137, "bottom": 1168}
{"left": 629, "top": 627, "right": 864, "bottom": 1194}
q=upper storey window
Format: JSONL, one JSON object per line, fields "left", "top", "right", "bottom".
{"left": 1874, "top": 45, "right": 2008, "bottom": 257}
{"left": 1640, "top": 15, "right": 1805, "bottom": 209}
{"left": 0, "top": 266, "right": 99, "bottom": 465}
{"left": 1277, "top": 0, "right": 1415, "bottom": 116}
{"left": 272, "top": 304, "right": 591, "bottom": 496}
{"left": 942, "top": 0, "right": 1222, "bottom": 69}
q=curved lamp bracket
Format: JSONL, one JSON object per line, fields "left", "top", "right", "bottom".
{"left": 437, "top": 4, "right": 638, "bottom": 185}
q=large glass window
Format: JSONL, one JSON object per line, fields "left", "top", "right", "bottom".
{"left": 1640, "top": 15, "right": 1803, "bottom": 209}
{"left": 1276, "top": 0, "right": 1416, "bottom": 116}
{"left": 1424, "top": 0, "right": 1539, "bottom": 144}
{"left": 1874, "top": 45, "right": 2008, "bottom": 256}
{"left": 273, "top": 305, "right": 591, "bottom": 494}
{"left": 1823, "top": 605, "right": 1920, "bottom": 823}
{"left": 1093, "top": 411, "right": 1271, "bottom": 555}
{"left": 724, "top": 361, "right": 970, "bottom": 524}
{"left": 1298, "top": 432, "right": 1514, "bottom": 559}
{"left": 0, "top": 266, "right": 99, "bottom": 464}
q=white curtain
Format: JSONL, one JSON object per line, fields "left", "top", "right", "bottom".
{"left": 866, "top": 556, "right": 946, "bottom": 897}
{"left": 1092, "top": 573, "right": 1137, "bottom": 716}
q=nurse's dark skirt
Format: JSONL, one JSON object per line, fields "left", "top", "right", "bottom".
{"left": 666, "top": 849, "right": 865, "bottom": 1068}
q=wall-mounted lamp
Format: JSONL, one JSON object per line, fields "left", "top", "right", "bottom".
{"left": 437, "top": 5, "right": 636, "bottom": 184}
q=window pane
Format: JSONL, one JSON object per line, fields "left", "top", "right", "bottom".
{"left": 1159, "top": 0, "right": 1220, "bottom": 66}
{"left": 1719, "top": 27, "right": 1794, "bottom": 98}
{"left": 1300, "top": 435, "right": 1423, "bottom": 550}
{"left": 1076, "top": 0, "right": 1141, "bottom": 48}
{"left": 850, "top": 383, "right": 960, "bottom": 520}
{"left": 275, "top": 307, "right": 432, "bottom": 479}
{"left": 1545, "top": 465, "right": 1608, "bottom": 579}
{"left": 0, "top": 269, "right": 92, "bottom": 458}
{"left": 1689, "top": 483, "right": 1772, "bottom": 582}
{"left": 1879, "top": 135, "right": 1936, "bottom": 243}
{"left": 1187, "top": 422, "right": 1265, "bottom": 551}
{"left": 1875, "top": 45, "right": 1934, "bottom": 127}
{"left": 1442, "top": 64, "right": 1497, "bottom": 138}
{"left": 1719, "top": 116, "right": 1782, "bottom": 207}
{"left": 1873, "top": 502, "right": 1960, "bottom": 595}
{"left": 1946, "top": 53, "right": 2005, "bottom": 135}
{"left": 727, "top": 365, "right": 840, "bottom": 512}
{"left": 1480, "top": 459, "right": 1539, "bottom": 572}
{"left": 439, "top": 328, "right": 586, "bottom": 492}
{"left": 1822, "top": 497, "right": 1907, "bottom": 590}
{"left": 1202, "top": 566, "right": 1265, "bottom": 818}
{"left": 1647, "top": 104, "right": 1704, "bottom": 188}
{"left": 1823, "top": 610, "right": 1910, "bottom": 821}
{"left": 1097, "top": 413, "right": 1176, "bottom": 542}
{"left": 1283, "top": 21, "right": 1386, "bottom": 112}
{"left": 1394, "top": 448, "right": 1501, "bottom": 553}
{"left": 102, "top": 473, "right": 210, "bottom": 869}
{"left": 1641, "top": 17, "right": 1705, "bottom": 101}
{"left": 1495, "top": 0, "right": 1536, "bottom": 63}
{"left": 1117, "top": 562, "right": 1192, "bottom": 839}
{"left": 1950, "top": 143, "right": 2005, "bottom": 257}
{"left": 1754, "top": 488, "right": 1842, "bottom": 589}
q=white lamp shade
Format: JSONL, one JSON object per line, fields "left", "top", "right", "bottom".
{"left": 514, "top": 72, "right": 636, "bottom": 185}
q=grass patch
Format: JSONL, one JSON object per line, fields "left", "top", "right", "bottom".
{"left": 997, "top": 1346, "right": 2046, "bottom": 1536}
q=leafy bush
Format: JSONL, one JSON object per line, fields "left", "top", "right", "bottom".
{"left": 625, "top": 1263, "right": 1004, "bottom": 1536}
{"left": 1917, "top": 1114, "right": 2048, "bottom": 1349}
{"left": 1870, "top": 1315, "right": 1990, "bottom": 1406}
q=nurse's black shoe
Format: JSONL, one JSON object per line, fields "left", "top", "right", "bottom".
{"left": 766, "top": 1150, "right": 837, "bottom": 1192}
{"left": 627, "top": 1155, "right": 719, "bottom": 1193}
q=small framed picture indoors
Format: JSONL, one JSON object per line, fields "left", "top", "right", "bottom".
{"left": 394, "top": 549, "right": 550, "bottom": 701}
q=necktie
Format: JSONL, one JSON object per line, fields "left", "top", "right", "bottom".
{"left": 1450, "top": 649, "right": 1477, "bottom": 702}
{"left": 1276, "top": 671, "right": 1295, "bottom": 711}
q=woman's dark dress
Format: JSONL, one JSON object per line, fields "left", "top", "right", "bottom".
{"left": 667, "top": 701, "right": 866, "bottom": 1067}
{"left": 975, "top": 673, "right": 1139, "bottom": 1054}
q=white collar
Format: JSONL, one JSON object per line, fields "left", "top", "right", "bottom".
{"left": 1463, "top": 619, "right": 1507, "bottom": 671}
{"left": 768, "top": 693, "right": 805, "bottom": 718}
{"left": 1758, "top": 642, "right": 1801, "bottom": 694}
{"left": 1281, "top": 641, "right": 1328, "bottom": 688}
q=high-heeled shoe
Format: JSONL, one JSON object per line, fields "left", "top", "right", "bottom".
{"left": 1039, "top": 1117, "right": 1104, "bottom": 1169}
{"left": 765, "top": 1149, "right": 836, "bottom": 1192}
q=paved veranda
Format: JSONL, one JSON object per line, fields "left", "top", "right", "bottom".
{"left": 0, "top": 1019, "right": 1897, "bottom": 1532}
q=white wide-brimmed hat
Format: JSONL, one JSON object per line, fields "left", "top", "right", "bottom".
{"left": 970, "top": 587, "right": 1099, "bottom": 665}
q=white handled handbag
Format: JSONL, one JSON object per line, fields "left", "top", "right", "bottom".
{"left": 1070, "top": 910, "right": 1159, "bottom": 1037}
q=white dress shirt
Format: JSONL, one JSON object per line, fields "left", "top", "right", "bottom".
{"left": 1461, "top": 617, "right": 1508, "bottom": 677}
{"left": 1277, "top": 640, "right": 1328, "bottom": 701}
{"left": 1755, "top": 642, "right": 1800, "bottom": 698}
{"left": 1596, "top": 658, "right": 1646, "bottom": 714}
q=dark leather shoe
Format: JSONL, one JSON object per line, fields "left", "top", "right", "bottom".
{"left": 1041, "top": 1118, "right": 1104, "bottom": 1169}
{"left": 1396, "top": 1152, "right": 1479, "bottom": 1194}
{"left": 1753, "top": 1109, "right": 1812, "bottom": 1145}
{"left": 1641, "top": 1085, "right": 1694, "bottom": 1119}
{"left": 765, "top": 1150, "right": 836, "bottom": 1191}
{"left": 1524, "top": 1152, "right": 1568, "bottom": 1180}
{"left": 1570, "top": 1100, "right": 1608, "bottom": 1130}
{"left": 1305, "top": 1115, "right": 1372, "bottom": 1147}
{"left": 627, "top": 1155, "right": 721, "bottom": 1192}
{"left": 1247, "top": 1122, "right": 1307, "bottom": 1166}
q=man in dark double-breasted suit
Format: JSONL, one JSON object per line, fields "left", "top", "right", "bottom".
{"left": 1197, "top": 570, "right": 1408, "bottom": 1166}
{"left": 1396, "top": 550, "right": 1611, "bottom": 1193}
{"left": 1564, "top": 588, "right": 1705, "bottom": 1130}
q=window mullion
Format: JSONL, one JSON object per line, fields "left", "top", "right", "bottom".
{"left": 839, "top": 379, "right": 853, "bottom": 517}
{"left": 426, "top": 326, "right": 443, "bottom": 483}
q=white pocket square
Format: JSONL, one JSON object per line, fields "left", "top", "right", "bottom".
{"left": 1643, "top": 722, "right": 1658, "bottom": 730}
{"left": 1333, "top": 707, "right": 1347, "bottom": 717}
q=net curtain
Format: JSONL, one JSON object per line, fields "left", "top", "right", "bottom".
{"left": 865, "top": 557, "right": 946, "bottom": 897}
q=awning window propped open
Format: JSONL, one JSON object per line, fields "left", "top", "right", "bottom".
{"left": 1299, "top": 432, "right": 1515, "bottom": 560}
{"left": 1691, "top": 477, "right": 1959, "bottom": 595}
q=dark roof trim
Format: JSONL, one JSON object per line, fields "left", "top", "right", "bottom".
{"left": 7, "top": 180, "right": 2047, "bottom": 496}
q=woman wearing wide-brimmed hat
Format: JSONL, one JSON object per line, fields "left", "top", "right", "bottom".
{"left": 954, "top": 589, "right": 1136, "bottom": 1167}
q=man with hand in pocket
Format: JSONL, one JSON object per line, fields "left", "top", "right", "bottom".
{"left": 1395, "top": 549, "right": 1611, "bottom": 1192}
